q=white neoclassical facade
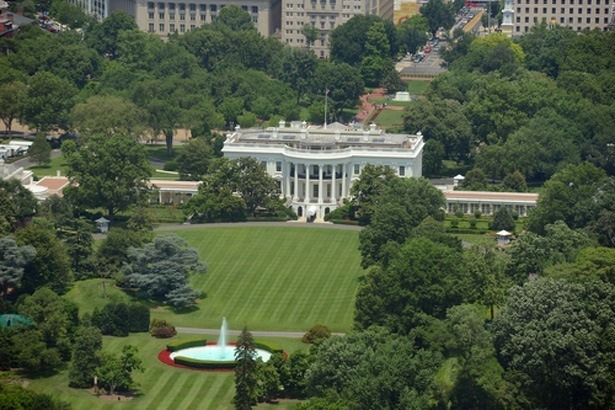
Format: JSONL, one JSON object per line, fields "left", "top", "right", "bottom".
{"left": 222, "top": 121, "right": 424, "bottom": 221}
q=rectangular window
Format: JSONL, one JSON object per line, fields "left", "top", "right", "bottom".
{"left": 353, "top": 164, "right": 360, "bottom": 175}
{"left": 148, "top": 12, "right": 154, "bottom": 18}
{"left": 210, "top": 4, "right": 217, "bottom": 11}
{"left": 180, "top": 24, "right": 185, "bottom": 32}
{"left": 252, "top": 5, "right": 258, "bottom": 12}
{"left": 179, "top": 3, "right": 185, "bottom": 10}
{"left": 200, "top": 14, "right": 206, "bottom": 20}
{"left": 399, "top": 166, "right": 405, "bottom": 176}
{"left": 148, "top": 1, "right": 154, "bottom": 8}
{"left": 158, "top": 2, "right": 165, "bottom": 9}
{"left": 170, "top": 23, "right": 176, "bottom": 31}
{"left": 159, "top": 23, "right": 165, "bottom": 31}
{"left": 180, "top": 13, "right": 185, "bottom": 20}
{"left": 148, "top": 23, "right": 154, "bottom": 31}
{"left": 241, "top": 5, "right": 248, "bottom": 10}
{"left": 169, "top": 13, "right": 175, "bottom": 19}
{"left": 276, "top": 161, "right": 282, "bottom": 172}
{"left": 189, "top": 3, "right": 196, "bottom": 10}
{"left": 313, "top": 184, "right": 318, "bottom": 198}
{"left": 159, "top": 12, "right": 164, "bottom": 18}
{"left": 190, "top": 24, "right": 195, "bottom": 29}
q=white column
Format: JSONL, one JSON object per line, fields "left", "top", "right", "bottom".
{"left": 331, "top": 164, "right": 336, "bottom": 204}
{"left": 284, "top": 160, "right": 290, "bottom": 198}
{"left": 318, "top": 165, "right": 323, "bottom": 203}
{"left": 305, "top": 164, "right": 310, "bottom": 202}
{"left": 293, "top": 162, "right": 298, "bottom": 200}
{"left": 342, "top": 163, "right": 347, "bottom": 199}
{"left": 159, "top": 190, "right": 162, "bottom": 203}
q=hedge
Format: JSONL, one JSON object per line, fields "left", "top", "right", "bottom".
{"left": 254, "top": 341, "right": 283, "bottom": 354}
{"left": 173, "top": 356, "right": 237, "bottom": 369}
{"left": 166, "top": 338, "right": 208, "bottom": 352}
{"left": 446, "top": 229, "right": 489, "bottom": 235}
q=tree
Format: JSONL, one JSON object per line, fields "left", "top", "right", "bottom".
{"left": 0, "top": 236, "right": 36, "bottom": 300}
{"left": 502, "top": 170, "right": 527, "bottom": 192}
{"left": 64, "top": 134, "right": 153, "bottom": 220}
{"left": 176, "top": 137, "right": 213, "bottom": 181}
{"left": 302, "top": 24, "right": 319, "bottom": 49}
{"left": 70, "top": 95, "right": 147, "bottom": 138}
{"left": 63, "top": 218, "right": 96, "bottom": 280}
{"left": 313, "top": 61, "right": 364, "bottom": 113}
{"left": 347, "top": 164, "right": 398, "bottom": 225}
{"left": 16, "top": 218, "right": 73, "bottom": 295}
{"left": 21, "top": 71, "right": 77, "bottom": 132}
{"left": 420, "top": 0, "right": 455, "bottom": 37}
{"left": 18, "top": 287, "right": 74, "bottom": 361}
{"left": 490, "top": 207, "right": 515, "bottom": 232}
{"left": 0, "top": 382, "right": 70, "bottom": 410}
{"left": 69, "top": 326, "right": 102, "bottom": 388}
{"left": 355, "top": 237, "right": 463, "bottom": 333}
{"left": 493, "top": 279, "right": 615, "bottom": 409}
{"left": 97, "top": 345, "right": 143, "bottom": 395}
{"left": 29, "top": 134, "right": 52, "bottom": 166}
{"left": 85, "top": 11, "right": 138, "bottom": 58}
{"left": 526, "top": 162, "right": 607, "bottom": 235}
{"left": 11, "top": 329, "right": 63, "bottom": 373}
{"left": 462, "top": 168, "right": 488, "bottom": 191}
{"left": 422, "top": 139, "right": 445, "bottom": 177}
{"left": 0, "top": 179, "right": 38, "bottom": 235}
{"left": 123, "top": 234, "right": 206, "bottom": 306}
{"left": 235, "top": 327, "right": 258, "bottom": 409}
{"left": 96, "top": 227, "right": 151, "bottom": 277}
{"left": 255, "top": 359, "right": 281, "bottom": 403}
{"left": 212, "top": 5, "right": 255, "bottom": 32}
{"left": 329, "top": 15, "right": 397, "bottom": 66}
{"left": 397, "top": 15, "right": 429, "bottom": 55}
{"left": 0, "top": 81, "right": 26, "bottom": 137}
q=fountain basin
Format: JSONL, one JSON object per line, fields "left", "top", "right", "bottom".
{"left": 170, "top": 344, "right": 272, "bottom": 362}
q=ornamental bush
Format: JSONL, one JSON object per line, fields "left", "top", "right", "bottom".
{"left": 149, "top": 319, "right": 177, "bottom": 339}
{"left": 302, "top": 324, "right": 331, "bottom": 344}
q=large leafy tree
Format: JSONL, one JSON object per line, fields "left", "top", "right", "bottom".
{"left": 69, "top": 326, "right": 102, "bottom": 388}
{"left": 420, "top": 0, "right": 455, "bottom": 37}
{"left": 0, "top": 179, "right": 38, "bottom": 235}
{"left": 526, "top": 162, "right": 607, "bottom": 235}
{"left": 21, "top": 71, "right": 77, "bottom": 132}
{"left": 176, "top": 137, "right": 213, "bottom": 181}
{"left": 355, "top": 237, "right": 463, "bottom": 333}
{"left": 0, "top": 81, "right": 26, "bottom": 137}
{"left": 70, "top": 95, "right": 147, "bottom": 138}
{"left": 97, "top": 345, "right": 143, "bottom": 395}
{"left": 234, "top": 327, "right": 258, "bottom": 409}
{"left": 211, "top": 5, "right": 255, "bottom": 32}
{"left": 64, "top": 134, "right": 153, "bottom": 220}
{"left": 397, "top": 15, "right": 429, "bottom": 55}
{"left": 123, "top": 234, "right": 206, "bottom": 307}
{"left": 85, "top": 11, "right": 138, "bottom": 58}
{"left": 493, "top": 279, "right": 615, "bottom": 409}
{"left": 0, "top": 236, "right": 36, "bottom": 300}
{"left": 16, "top": 218, "right": 73, "bottom": 295}
{"left": 29, "top": 133, "right": 52, "bottom": 166}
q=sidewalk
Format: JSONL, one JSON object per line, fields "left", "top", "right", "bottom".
{"left": 355, "top": 88, "right": 387, "bottom": 124}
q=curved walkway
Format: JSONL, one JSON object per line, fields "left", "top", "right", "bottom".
{"left": 175, "top": 327, "right": 345, "bottom": 338}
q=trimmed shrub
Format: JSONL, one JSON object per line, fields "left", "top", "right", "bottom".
{"left": 92, "top": 301, "right": 150, "bottom": 336}
{"left": 255, "top": 341, "right": 283, "bottom": 354}
{"left": 174, "top": 356, "right": 236, "bottom": 369}
{"left": 166, "top": 338, "right": 207, "bottom": 352}
{"left": 163, "top": 161, "right": 179, "bottom": 171}
{"left": 302, "top": 324, "right": 331, "bottom": 344}
{"left": 149, "top": 319, "right": 177, "bottom": 339}
{"left": 128, "top": 303, "right": 150, "bottom": 332}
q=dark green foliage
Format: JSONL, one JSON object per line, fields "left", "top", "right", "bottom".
{"left": 304, "top": 327, "right": 443, "bottom": 408}
{"left": 123, "top": 234, "right": 206, "bottom": 307}
{"left": 0, "top": 382, "right": 70, "bottom": 410}
{"left": 489, "top": 207, "right": 515, "bottom": 232}
{"left": 29, "top": 133, "right": 52, "bottom": 166}
{"left": 502, "top": 170, "right": 527, "bottom": 192}
{"left": 235, "top": 327, "right": 258, "bottom": 409}
{"left": 165, "top": 338, "right": 207, "bottom": 352}
{"left": 355, "top": 237, "right": 463, "bottom": 333}
{"left": 16, "top": 218, "right": 72, "bottom": 295}
{"left": 279, "top": 351, "right": 310, "bottom": 398}
{"left": 420, "top": 0, "right": 455, "bottom": 36}
{"left": 64, "top": 134, "right": 153, "bottom": 221}
{"left": 69, "top": 326, "right": 102, "bottom": 388}
{"left": 97, "top": 344, "right": 143, "bottom": 395}
{"left": 96, "top": 227, "right": 151, "bottom": 276}
{"left": 301, "top": 324, "right": 331, "bottom": 344}
{"left": 176, "top": 137, "right": 213, "bottom": 181}
{"left": 0, "top": 236, "right": 36, "bottom": 300}
{"left": 21, "top": 71, "right": 77, "bottom": 132}
{"left": 493, "top": 279, "right": 615, "bottom": 409}
{"left": 92, "top": 301, "right": 150, "bottom": 336}
{"left": 0, "top": 179, "right": 38, "bottom": 235}
{"left": 149, "top": 318, "right": 176, "bottom": 338}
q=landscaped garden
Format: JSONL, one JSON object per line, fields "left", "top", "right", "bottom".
{"left": 26, "top": 225, "right": 363, "bottom": 407}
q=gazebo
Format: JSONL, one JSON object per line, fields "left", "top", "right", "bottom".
{"left": 496, "top": 230, "right": 512, "bottom": 246}
{"left": 95, "top": 217, "right": 110, "bottom": 234}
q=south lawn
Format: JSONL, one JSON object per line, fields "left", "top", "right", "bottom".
{"left": 29, "top": 225, "right": 363, "bottom": 409}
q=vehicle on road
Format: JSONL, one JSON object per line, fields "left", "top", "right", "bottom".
{"left": 424, "top": 45, "right": 432, "bottom": 53}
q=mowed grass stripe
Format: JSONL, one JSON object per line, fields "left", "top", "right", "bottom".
{"left": 150, "top": 372, "right": 194, "bottom": 409}
{"left": 136, "top": 371, "right": 174, "bottom": 407}
{"left": 168, "top": 227, "right": 363, "bottom": 332}
{"left": 184, "top": 373, "right": 230, "bottom": 409}
{"left": 175, "top": 375, "right": 210, "bottom": 409}
{"left": 206, "top": 373, "right": 235, "bottom": 410}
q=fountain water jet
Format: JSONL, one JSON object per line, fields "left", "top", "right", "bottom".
{"left": 218, "top": 317, "right": 228, "bottom": 359}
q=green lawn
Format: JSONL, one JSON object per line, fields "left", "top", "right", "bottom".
{"left": 151, "top": 226, "right": 363, "bottom": 333}
{"left": 373, "top": 109, "right": 406, "bottom": 128}
{"left": 66, "top": 226, "right": 363, "bottom": 333}
{"left": 27, "top": 332, "right": 306, "bottom": 410}
{"left": 28, "top": 154, "right": 69, "bottom": 179}
{"left": 407, "top": 80, "right": 430, "bottom": 95}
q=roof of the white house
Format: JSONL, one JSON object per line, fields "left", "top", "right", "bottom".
{"left": 226, "top": 122, "right": 420, "bottom": 150}
{"left": 444, "top": 190, "right": 539, "bottom": 204}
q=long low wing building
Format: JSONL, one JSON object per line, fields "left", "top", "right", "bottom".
{"left": 222, "top": 121, "right": 424, "bottom": 221}
{"left": 442, "top": 190, "right": 538, "bottom": 217}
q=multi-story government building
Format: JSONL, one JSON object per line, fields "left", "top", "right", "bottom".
{"left": 222, "top": 121, "right": 424, "bottom": 221}
{"left": 507, "top": 0, "right": 615, "bottom": 35}
{"left": 71, "top": 0, "right": 281, "bottom": 37}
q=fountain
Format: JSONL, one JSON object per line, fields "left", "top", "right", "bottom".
{"left": 168, "top": 318, "right": 273, "bottom": 368}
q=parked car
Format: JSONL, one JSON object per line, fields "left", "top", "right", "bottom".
{"left": 412, "top": 53, "right": 424, "bottom": 63}
{"left": 424, "top": 45, "right": 432, "bottom": 53}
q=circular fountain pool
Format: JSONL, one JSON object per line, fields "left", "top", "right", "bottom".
{"left": 170, "top": 345, "right": 272, "bottom": 362}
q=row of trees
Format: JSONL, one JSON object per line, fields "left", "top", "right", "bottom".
{"left": 409, "top": 28, "right": 614, "bottom": 181}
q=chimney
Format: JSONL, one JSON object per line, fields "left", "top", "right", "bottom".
{"left": 56, "top": 170, "right": 61, "bottom": 177}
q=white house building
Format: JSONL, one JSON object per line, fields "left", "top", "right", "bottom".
{"left": 222, "top": 121, "right": 424, "bottom": 221}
